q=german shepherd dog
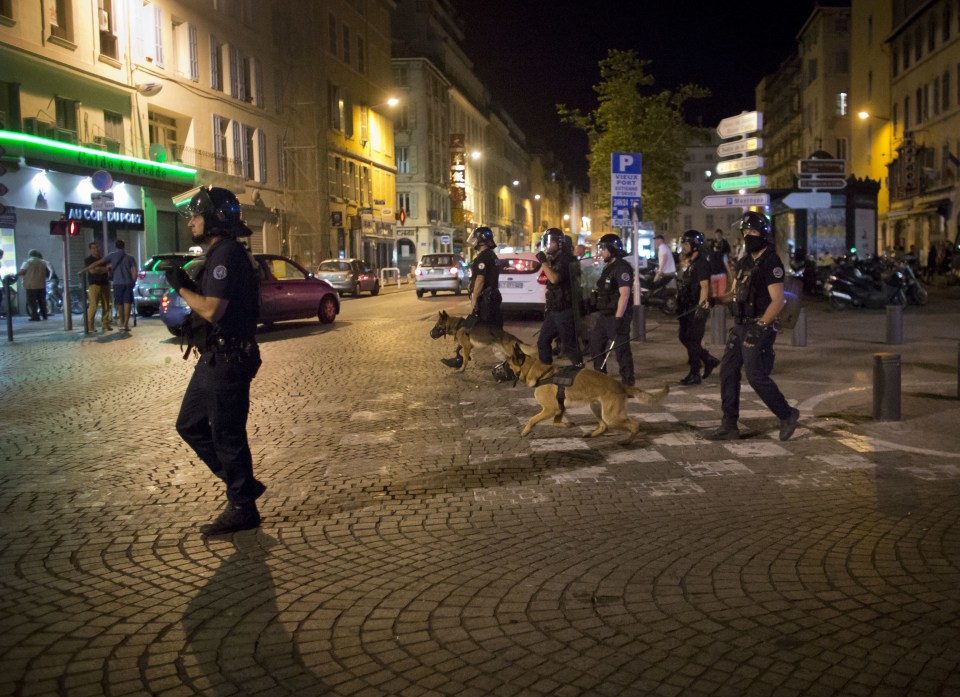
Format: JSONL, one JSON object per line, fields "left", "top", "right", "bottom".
{"left": 507, "top": 344, "right": 669, "bottom": 444}
{"left": 430, "top": 310, "right": 534, "bottom": 372}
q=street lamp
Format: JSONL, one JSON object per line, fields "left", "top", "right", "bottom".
{"left": 858, "top": 110, "right": 889, "bottom": 121}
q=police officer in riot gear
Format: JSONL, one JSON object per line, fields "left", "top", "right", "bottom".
{"left": 536, "top": 227, "right": 583, "bottom": 367}
{"left": 441, "top": 226, "right": 501, "bottom": 368}
{"left": 589, "top": 233, "right": 635, "bottom": 385}
{"left": 704, "top": 212, "right": 800, "bottom": 441}
{"left": 168, "top": 186, "right": 266, "bottom": 535}
{"left": 676, "top": 229, "right": 719, "bottom": 385}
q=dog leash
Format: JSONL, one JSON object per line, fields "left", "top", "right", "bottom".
{"left": 584, "top": 303, "right": 708, "bottom": 364}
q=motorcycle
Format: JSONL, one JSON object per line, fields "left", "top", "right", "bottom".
{"left": 46, "top": 273, "right": 84, "bottom": 315}
{"left": 900, "top": 262, "right": 928, "bottom": 305}
{"left": 637, "top": 265, "right": 677, "bottom": 315}
{"left": 825, "top": 262, "right": 907, "bottom": 309}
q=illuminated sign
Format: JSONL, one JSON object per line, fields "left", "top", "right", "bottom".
{"left": 0, "top": 130, "right": 196, "bottom": 184}
{"left": 65, "top": 202, "right": 145, "bottom": 230}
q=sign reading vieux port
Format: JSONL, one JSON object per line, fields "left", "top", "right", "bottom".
{"left": 65, "top": 202, "right": 145, "bottom": 230}
{"left": 610, "top": 152, "right": 642, "bottom": 229}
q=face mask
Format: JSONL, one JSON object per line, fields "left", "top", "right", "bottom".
{"left": 744, "top": 235, "right": 767, "bottom": 254}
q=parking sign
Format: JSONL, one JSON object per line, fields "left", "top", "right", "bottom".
{"left": 611, "top": 152, "right": 642, "bottom": 229}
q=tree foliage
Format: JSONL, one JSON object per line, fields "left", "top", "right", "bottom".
{"left": 558, "top": 50, "right": 709, "bottom": 229}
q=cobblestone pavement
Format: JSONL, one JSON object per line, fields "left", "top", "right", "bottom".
{"left": 1, "top": 290, "right": 959, "bottom": 697}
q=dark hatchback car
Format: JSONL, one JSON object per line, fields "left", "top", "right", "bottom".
{"left": 135, "top": 252, "right": 202, "bottom": 316}
{"left": 160, "top": 253, "right": 340, "bottom": 334}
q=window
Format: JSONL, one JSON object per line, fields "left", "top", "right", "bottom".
{"left": 835, "top": 51, "right": 848, "bottom": 74}
{"left": 923, "top": 83, "right": 930, "bottom": 121}
{"left": 929, "top": 18, "right": 937, "bottom": 52}
{"left": 328, "top": 82, "right": 343, "bottom": 131}
{"left": 682, "top": 191, "right": 691, "bottom": 205}
{"left": 916, "top": 88, "right": 923, "bottom": 123}
{"left": 55, "top": 97, "right": 78, "bottom": 140}
{"left": 228, "top": 47, "right": 251, "bottom": 102}
{"left": 148, "top": 111, "right": 178, "bottom": 160}
{"left": 915, "top": 26, "right": 922, "bottom": 60}
{"left": 867, "top": 70, "right": 873, "bottom": 99}
{"left": 342, "top": 25, "right": 350, "bottom": 64}
{"left": 328, "top": 13, "right": 336, "bottom": 54}
{"left": 835, "top": 138, "right": 847, "bottom": 160}
{"left": 141, "top": 2, "right": 164, "bottom": 67}
{"left": 396, "top": 146, "right": 409, "bottom": 174}
{"left": 945, "top": 3, "right": 952, "bottom": 42}
{"left": 892, "top": 47, "right": 899, "bottom": 77}
{"left": 836, "top": 91, "right": 848, "bottom": 116}
{"left": 213, "top": 114, "right": 227, "bottom": 172}
{"left": 682, "top": 170, "right": 691, "bottom": 182}
{"left": 357, "top": 37, "right": 365, "bottom": 74}
{"left": 935, "top": 77, "right": 941, "bottom": 115}
{"left": 0, "top": 0, "right": 12, "bottom": 20}
{"left": 359, "top": 105, "right": 369, "bottom": 143}
{"left": 257, "top": 129, "right": 267, "bottom": 183}
{"left": 893, "top": 103, "right": 899, "bottom": 134}
{"left": 233, "top": 122, "right": 254, "bottom": 180}
{"left": 50, "top": 0, "right": 74, "bottom": 42}
{"left": 98, "top": 0, "right": 118, "bottom": 59}
{"left": 398, "top": 192, "right": 415, "bottom": 218}
{"left": 276, "top": 135, "right": 286, "bottom": 186}
{"left": 396, "top": 105, "right": 409, "bottom": 130}
{"left": 210, "top": 35, "right": 223, "bottom": 91}
{"left": 946, "top": 70, "right": 952, "bottom": 111}
{"left": 904, "top": 96, "right": 910, "bottom": 130}
{"left": 903, "top": 36, "right": 911, "bottom": 69}
{"left": 103, "top": 110, "right": 123, "bottom": 151}
{"left": 172, "top": 20, "right": 198, "bottom": 81}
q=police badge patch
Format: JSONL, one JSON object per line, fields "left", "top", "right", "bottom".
{"left": 213, "top": 265, "right": 228, "bottom": 280}
{"left": 478, "top": 263, "right": 485, "bottom": 270}
{"left": 772, "top": 267, "right": 784, "bottom": 279}
{"left": 620, "top": 273, "right": 630, "bottom": 282}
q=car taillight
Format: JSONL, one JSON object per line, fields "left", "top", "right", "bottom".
{"left": 449, "top": 267, "right": 459, "bottom": 276}
{"left": 537, "top": 271, "right": 547, "bottom": 285}
{"left": 161, "top": 295, "right": 169, "bottom": 311}
{"left": 415, "top": 268, "right": 423, "bottom": 276}
{"left": 138, "top": 270, "right": 146, "bottom": 280}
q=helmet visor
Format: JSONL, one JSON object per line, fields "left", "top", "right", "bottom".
{"left": 173, "top": 186, "right": 213, "bottom": 219}
{"left": 736, "top": 215, "right": 768, "bottom": 236}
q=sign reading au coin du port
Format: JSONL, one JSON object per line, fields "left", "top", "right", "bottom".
{"left": 703, "top": 111, "right": 769, "bottom": 209}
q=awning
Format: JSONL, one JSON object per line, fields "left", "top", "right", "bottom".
{"left": 884, "top": 207, "right": 940, "bottom": 220}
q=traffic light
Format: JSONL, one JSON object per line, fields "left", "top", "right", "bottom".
{"left": 67, "top": 220, "right": 79, "bottom": 236}
{"left": 49, "top": 219, "right": 80, "bottom": 235}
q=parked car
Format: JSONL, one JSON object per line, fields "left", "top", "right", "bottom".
{"left": 135, "top": 252, "right": 202, "bottom": 317}
{"left": 497, "top": 252, "right": 546, "bottom": 316}
{"left": 160, "top": 253, "right": 339, "bottom": 334}
{"left": 414, "top": 253, "right": 471, "bottom": 297}
{"left": 314, "top": 258, "right": 380, "bottom": 296}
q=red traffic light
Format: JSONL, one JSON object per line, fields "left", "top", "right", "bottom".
{"left": 67, "top": 220, "right": 80, "bottom": 236}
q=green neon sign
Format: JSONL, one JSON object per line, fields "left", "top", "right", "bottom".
{"left": 711, "top": 175, "right": 765, "bottom": 191}
{"left": 0, "top": 129, "right": 196, "bottom": 183}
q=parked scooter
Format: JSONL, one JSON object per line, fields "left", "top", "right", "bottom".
{"left": 900, "top": 262, "right": 928, "bottom": 305}
{"left": 637, "top": 265, "right": 678, "bottom": 315}
{"left": 46, "top": 273, "right": 84, "bottom": 315}
{"left": 825, "top": 262, "right": 907, "bottom": 309}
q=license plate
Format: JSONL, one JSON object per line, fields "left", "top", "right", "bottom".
{"left": 501, "top": 281, "right": 523, "bottom": 288}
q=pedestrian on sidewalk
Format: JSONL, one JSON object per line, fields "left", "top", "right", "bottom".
{"left": 17, "top": 250, "right": 52, "bottom": 321}
{"left": 169, "top": 186, "right": 265, "bottom": 535}
{"left": 704, "top": 212, "right": 800, "bottom": 442}
{"left": 708, "top": 228, "right": 733, "bottom": 297}
{"left": 83, "top": 241, "right": 113, "bottom": 332}
{"left": 676, "top": 229, "right": 718, "bottom": 385}
{"left": 89, "top": 240, "right": 137, "bottom": 330}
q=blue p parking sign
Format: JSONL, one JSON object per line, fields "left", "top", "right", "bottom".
{"left": 611, "top": 152, "right": 642, "bottom": 228}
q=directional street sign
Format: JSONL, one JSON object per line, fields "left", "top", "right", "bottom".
{"left": 716, "top": 156, "right": 763, "bottom": 175}
{"left": 798, "top": 159, "right": 845, "bottom": 175}
{"left": 610, "top": 152, "right": 642, "bottom": 229}
{"left": 716, "top": 111, "right": 762, "bottom": 139}
{"left": 701, "top": 194, "right": 770, "bottom": 209}
{"left": 711, "top": 174, "right": 765, "bottom": 192}
{"left": 783, "top": 192, "right": 832, "bottom": 209}
{"left": 797, "top": 177, "right": 846, "bottom": 191}
{"left": 717, "top": 137, "right": 762, "bottom": 158}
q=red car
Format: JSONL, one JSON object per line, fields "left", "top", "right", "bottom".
{"left": 160, "top": 253, "right": 339, "bottom": 334}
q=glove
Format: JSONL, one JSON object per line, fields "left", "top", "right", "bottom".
{"left": 694, "top": 304, "right": 709, "bottom": 321}
{"left": 166, "top": 267, "right": 197, "bottom": 294}
{"left": 744, "top": 322, "right": 773, "bottom": 347}
{"left": 615, "top": 314, "right": 630, "bottom": 335}
{"left": 535, "top": 251, "right": 547, "bottom": 264}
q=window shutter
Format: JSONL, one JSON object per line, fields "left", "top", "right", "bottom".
{"left": 232, "top": 121, "right": 243, "bottom": 176}
{"left": 229, "top": 46, "right": 240, "bottom": 99}
{"left": 212, "top": 115, "right": 225, "bottom": 170}
{"left": 254, "top": 59, "right": 264, "bottom": 108}
{"left": 210, "top": 36, "right": 220, "bottom": 90}
{"left": 258, "top": 130, "right": 267, "bottom": 183}
{"left": 153, "top": 6, "right": 164, "bottom": 67}
{"left": 188, "top": 25, "right": 198, "bottom": 81}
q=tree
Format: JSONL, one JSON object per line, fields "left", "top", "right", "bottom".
{"left": 557, "top": 50, "right": 709, "bottom": 230}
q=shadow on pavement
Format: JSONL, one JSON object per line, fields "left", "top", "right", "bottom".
{"left": 179, "top": 533, "right": 330, "bottom": 695}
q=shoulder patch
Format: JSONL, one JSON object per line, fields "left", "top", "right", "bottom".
{"left": 772, "top": 266, "right": 784, "bottom": 279}
{"left": 478, "top": 262, "right": 485, "bottom": 271}
{"left": 213, "top": 265, "right": 228, "bottom": 280}
{"left": 620, "top": 272, "right": 630, "bottom": 282}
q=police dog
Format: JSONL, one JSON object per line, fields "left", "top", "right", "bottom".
{"left": 430, "top": 310, "right": 534, "bottom": 372}
{"left": 507, "top": 344, "right": 669, "bottom": 444}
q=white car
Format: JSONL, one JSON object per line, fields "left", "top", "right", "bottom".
{"left": 497, "top": 252, "right": 546, "bottom": 316}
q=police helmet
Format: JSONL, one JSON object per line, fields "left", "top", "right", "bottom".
{"left": 540, "top": 227, "right": 564, "bottom": 255}
{"left": 562, "top": 234, "right": 574, "bottom": 254}
{"left": 681, "top": 229, "right": 705, "bottom": 253}
{"left": 471, "top": 226, "right": 495, "bottom": 249}
{"left": 735, "top": 211, "right": 773, "bottom": 243}
{"left": 179, "top": 186, "right": 250, "bottom": 237}
{"left": 597, "top": 233, "right": 625, "bottom": 258}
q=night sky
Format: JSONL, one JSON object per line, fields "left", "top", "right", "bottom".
{"left": 449, "top": 0, "right": 819, "bottom": 189}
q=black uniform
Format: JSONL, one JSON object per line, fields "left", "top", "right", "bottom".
{"left": 176, "top": 237, "right": 264, "bottom": 509}
{"left": 717, "top": 245, "right": 792, "bottom": 424}
{"left": 677, "top": 253, "right": 713, "bottom": 374}
{"left": 537, "top": 250, "right": 582, "bottom": 365}
{"left": 589, "top": 256, "right": 634, "bottom": 385}
{"left": 471, "top": 247, "right": 502, "bottom": 327}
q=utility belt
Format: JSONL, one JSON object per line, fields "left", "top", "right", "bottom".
{"left": 209, "top": 334, "right": 257, "bottom": 355}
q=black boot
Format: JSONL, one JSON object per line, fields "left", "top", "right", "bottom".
{"left": 679, "top": 371, "right": 701, "bottom": 385}
{"left": 441, "top": 346, "right": 463, "bottom": 369}
{"left": 704, "top": 419, "right": 739, "bottom": 441}
{"left": 702, "top": 355, "right": 720, "bottom": 379}
{"left": 200, "top": 502, "right": 261, "bottom": 535}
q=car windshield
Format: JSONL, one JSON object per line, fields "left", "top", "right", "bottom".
{"left": 423, "top": 254, "right": 457, "bottom": 267}
{"left": 319, "top": 261, "right": 350, "bottom": 272}
{"left": 499, "top": 258, "right": 541, "bottom": 274}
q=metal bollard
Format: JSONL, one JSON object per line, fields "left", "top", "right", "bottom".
{"left": 885, "top": 304, "right": 903, "bottom": 345}
{"left": 710, "top": 306, "right": 727, "bottom": 345}
{"left": 631, "top": 302, "right": 646, "bottom": 342}
{"left": 873, "top": 353, "right": 901, "bottom": 421}
{"left": 791, "top": 307, "right": 807, "bottom": 347}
